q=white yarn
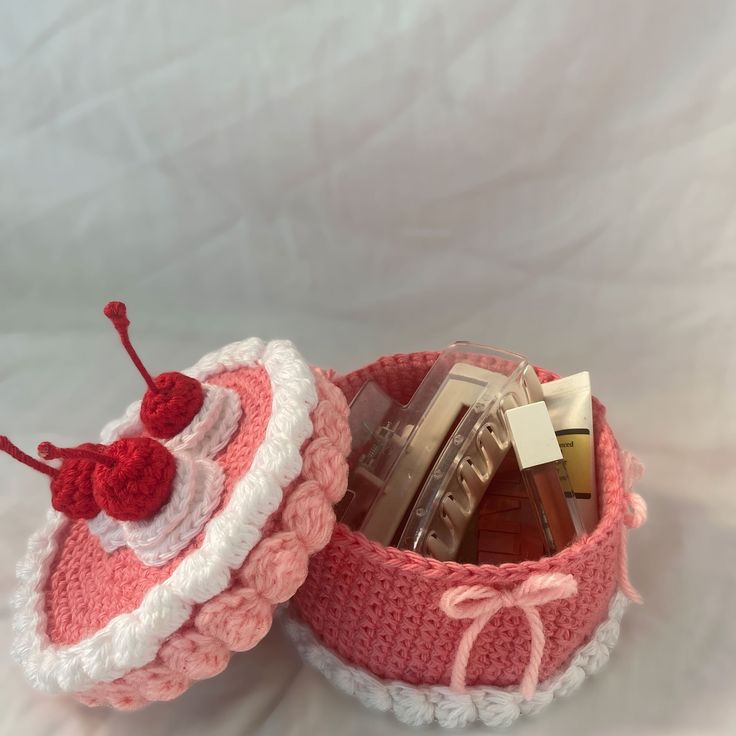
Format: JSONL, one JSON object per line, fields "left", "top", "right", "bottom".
{"left": 99, "top": 399, "right": 143, "bottom": 443}
{"left": 85, "top": 509, "right": 125, "bottom": 550}
{"left": 12, "top": 338, "right": 318, "bottom": 693}
{"left": 87, "top": 454, "right": 225, "bottom": 566}
{"left": 89, "top": 383, "right": 242, "bottom": 565}
{"left": 101, "top": 383, "right": 242, "bottom": 458}
{"left": 283, "top": 590, "right": 629, "bottom": 729}
{"left": 164, "top": 384, "right": 241, "bottom": 456}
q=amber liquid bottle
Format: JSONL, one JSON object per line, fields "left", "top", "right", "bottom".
{"left": 504, "top": 401, "right": 583, "bottom": 557}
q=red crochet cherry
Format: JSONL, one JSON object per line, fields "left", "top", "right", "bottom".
{"left": 0, "top": 436, "right": 100, "bottom": 520}
{"left": 39, "top": 442, "right": 104, "bottom": 519}
{"left": 104, "top": 301, "right": 204, "bottom": 439}
{"left": 140, "top": 371, "right": 203, "bottom": 439}
{"left": 91, "top": 437, "right": 177, "bottom": 521}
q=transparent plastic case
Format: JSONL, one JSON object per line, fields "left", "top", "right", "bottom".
{"left": 339, "top": 342, "right": 544, "bottom": 560}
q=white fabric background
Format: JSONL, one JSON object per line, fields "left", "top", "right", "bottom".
{"left": 1, "top": 1, "right": 735, "bottom": 734}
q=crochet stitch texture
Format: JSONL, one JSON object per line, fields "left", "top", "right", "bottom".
{"left": 285, "top": 590, "right": 629, "bottom": 728}
{"left": 12, "top": 340, "right": 350, "bottom": 708}
{"left": 291, "top": 351, "right": 642, "bottom": 702}
{"left": 48, "top": 444, "right": 104, "bottom": 519}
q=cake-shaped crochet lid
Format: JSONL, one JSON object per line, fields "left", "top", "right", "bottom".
{"left": 5, "top": 303, "right": 350, "bottom": 708}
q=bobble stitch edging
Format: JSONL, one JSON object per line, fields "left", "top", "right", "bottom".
{"left": 284, "top": 590, "right": 629, "bottom": 728}
{"left": 13, "top": 339, "right": 320, "bottom": 696}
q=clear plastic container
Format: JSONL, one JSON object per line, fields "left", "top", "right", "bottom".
{"left": 339, "top": 342, "right": 544, "bottom": 560}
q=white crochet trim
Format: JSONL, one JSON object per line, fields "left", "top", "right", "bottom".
{"left": 165, "top": 384, "right": 242, "bottom": 456}
{"left": 12, "top": 338, "right": 317, "bottom": 693}
{"left": 101, "top": 383, "right": 242, "bottom": 458}
{"left": 100, "top": 399, "right": 143, "bottom": 442}
{"left": 86, "top": 454, "right": 225, "bottom": 566}
{"left": 284, "top": 590, "right": 628, "bottom": 729}
{"left": 88, "top": 376, "right": 242, "bottom": 566}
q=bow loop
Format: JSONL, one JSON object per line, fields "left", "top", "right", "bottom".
{"left": 620, "top": 449, "right": 645, "bottom": 492}
{"left": 623, "top": 491, "right": 647, "bottom": 529}
{"left": 514, "top": 572, "right": 578, "bottom": 608}
{"left": 440, "top": 585, "right": 504, "bottom": 620}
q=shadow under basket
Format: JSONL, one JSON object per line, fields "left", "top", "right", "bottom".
{"left": 286, "top": 351, "right": 646, "bottom": 728}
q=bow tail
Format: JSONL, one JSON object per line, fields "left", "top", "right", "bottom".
{"left": 449, "top": 609, "right": 497, "bottom": 692}
{"left": 618, "top": 526, "right": 643, "bottom": 604}
{"left": 519, "top": 605, "right": 545, "bottom": 699}
{"left": 619, "top": 490, "right": 647, "bottom": 604}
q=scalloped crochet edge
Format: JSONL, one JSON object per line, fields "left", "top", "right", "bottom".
{"left": 284, "top": 590, "right": 628, "bottom": 729}
{"left": 12, "top": 340, "right": 349, "bottom": 697}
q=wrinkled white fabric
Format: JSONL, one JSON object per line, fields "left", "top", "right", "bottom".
{"left": 1, "top": 1, "right": 734, "bottom": 734}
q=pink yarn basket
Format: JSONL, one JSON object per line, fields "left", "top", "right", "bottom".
{"left": 293, "top": 351, "right": 630, "bottom": 690}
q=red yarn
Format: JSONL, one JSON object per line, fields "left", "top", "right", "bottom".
{"left": 103, "top": 301, "right": 157, "bottom": 392}
{"left": 103, "top": 301, "right": 204, "bottom": 438}
{"left": 49, "top": 444, "right": 104, "bottom": 520}
{"left": 140, "top": 372, "right": 204, "bottom": 439}
{"left": 0, "top": 435, "right": 57, "bottom": 477}
{"left": 39, "top": 441, "right": 116, "bottom": 467}
{"left": 92, "top": 437, "right": 176, "bottom": 521}
{"left": 0, "top": 436, "right": 101, "bottom": 519}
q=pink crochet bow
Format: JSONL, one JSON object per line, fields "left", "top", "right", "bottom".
{"left": 439, "top": 572, "right": 578, "bottom": 699}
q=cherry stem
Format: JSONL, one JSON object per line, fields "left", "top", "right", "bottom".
{"left": 0, "top": 436, "right": 57, "bottom": 477}
{"left": 103, "top": 301, "right": 158, "bottom": 393}
{"left": 38, "top": 442, "right": 117, "bottom": 468}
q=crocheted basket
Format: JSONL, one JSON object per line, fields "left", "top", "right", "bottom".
{"left": 8, "top": 304, "right": 350, "bottom": 709}
{"left": 286, "top": 351, "right": 646, "bottom": 728}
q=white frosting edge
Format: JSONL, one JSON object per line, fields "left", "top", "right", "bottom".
{"left": 87, "top": 455, "right": 225, "bottom": 567}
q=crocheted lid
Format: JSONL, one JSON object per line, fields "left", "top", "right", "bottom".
{"left": 5, "top": 303, "right": 350, "bottom": 707}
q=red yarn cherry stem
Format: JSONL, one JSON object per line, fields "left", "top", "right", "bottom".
{"left": 0, "top": 436, "right": 58, "bottom": 477}
{"left": 103, "top": 301, "right": 159, "bottom": 393}
{"left": 38, "top": 441, "right": 117, "bottom": 468}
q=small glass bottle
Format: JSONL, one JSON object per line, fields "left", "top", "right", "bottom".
{"left": 504, "top": 401, "right": 584, "bottom": 555}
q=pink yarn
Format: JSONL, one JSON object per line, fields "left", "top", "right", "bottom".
{"left": 124, "top": 662, "right": 190, "bottom": 701}
{"left": 158, "top": 629, "right": 230, "bottom": 680}
{"left": 241, "top": 531, "right": 310, "bottom": 603}
{"left": 621, "top": 448, "right": 647, "bottom": 533}
{"left": 195, "top": 586, "right": 273, "bottom": 651}
{"left": 439, "top": 573, "right": 578, "bottom": 699}
{"left": 73, "top": 368, "right": 350, "bottom": 707}
{"left": 293, "top": 351, "right": 646, "bottom": 690}
{"left": 618, "top": 450, "right": 648, "bottom": 604}
{"left": 624, "top": 492, "right": 647, "bottom": 530}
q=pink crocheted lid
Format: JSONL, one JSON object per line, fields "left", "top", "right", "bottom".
{"left": 11, "top": 334, "right": 350, "bottom": 709}
{"left": 46, "top": 365, "right": 272, "bottom": 646}
{"left": 292, "top": 351, "right": 638, "bottom": 691}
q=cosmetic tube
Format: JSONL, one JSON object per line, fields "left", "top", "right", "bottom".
{"left": 542, "top": 372, "right": 597, "bottom": 532}
{"left": 505, "top": 402, "right": 584, "bottom": 554}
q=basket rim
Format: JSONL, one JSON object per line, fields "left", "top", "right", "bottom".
{"left": 330, "top": 351, "right": 626, "bottom": 583}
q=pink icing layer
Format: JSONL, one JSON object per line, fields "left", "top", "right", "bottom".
{"left": 44, "top": 366, "right": 272, "bottom": 645}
